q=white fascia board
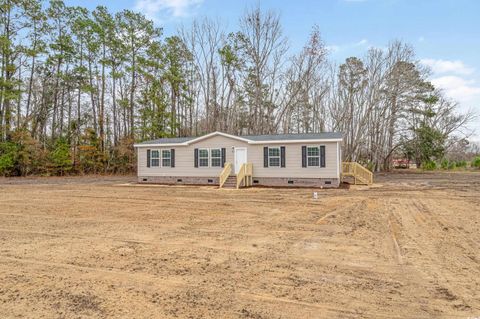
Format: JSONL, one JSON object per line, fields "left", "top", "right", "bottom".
{"left": 247, "top": 138, "right": 343, "bottom": 144}
{"left": 134, "top": 143, "right": 188, "bottom": 148}
{"left": 186, "top": 131, "right": 252, "bottom": 144}
{"left": 134, "top": 135, "right": 343, "bottom": 147}
{"left": 134, "top": 131, "right": 252, "bottom": 148}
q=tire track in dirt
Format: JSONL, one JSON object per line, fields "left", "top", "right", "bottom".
{"left": 388, "top": 198, "right": 478, "bottom": 314}
{"left": 315, "top": 200, "right": 364, "bottom": 225}
{"left": 410, "top": 199, "right": 480, "bottom": 272}
{"left": 387, "top": 213, "right": 403, "bottom": 265}
{"left": 414, "top": 198, "right": 480, "bottom": 252}
{"left": 237, "top": 291, "right": 420, "bottom": 319}
{"left": 288, "top": 197, "right": 439, "bottom": 317}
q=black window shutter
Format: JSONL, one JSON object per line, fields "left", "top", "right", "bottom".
{"left": 301, "top": 146, "right": 307, "bottom": 168}
{"left": 171, "top": 149, "right": 175, "bottom": 167}
{"left": 263, "top": 147, "right": 268, "bottom": 167}
{"left": 320, "top": 145, "right": 326, "bottom": 168}
{"left": 221, "top": 148, "right": 226, "bottom": 167}
{"left": 147, "top": 149, "right": 151, "bottom": 168}
{"left": 194, "top": 148, "right": 199, "bottom": 168}
{"left": 280, "top": 146, "right": 286, "bottom": 168}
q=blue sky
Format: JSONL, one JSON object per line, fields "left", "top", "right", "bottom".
{"left": 63, "top": 0, "right": 480, "bottom": 139}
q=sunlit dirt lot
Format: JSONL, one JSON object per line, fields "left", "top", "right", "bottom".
{"left": 0, "top": 171, "right": 479, "bottom": 318}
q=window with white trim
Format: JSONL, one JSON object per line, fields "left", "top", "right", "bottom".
{"left": 162, "top": 149, "right": 171, "bottom": 167}
{"left": 211, "top": 148, "right": 221, "bottom": 167}
{"left": 198, "top": 149, "right": 209, "bottom": 167}
{"left": 307, "top": 146, "right": 320, "bottom": 167}
{"left": 268, "top": 147, "right": 280, "bottom": 167}
{"left": 151, "top": 150, "right": 160, "bottom": 167}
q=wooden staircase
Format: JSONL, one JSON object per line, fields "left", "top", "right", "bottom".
{"left": 342, "top": 162, "right": 373, "bottom": 185}
{"left": 219, "top": 162, "right": 253, "bottom": 189}
{"left": 222, "top": 176, "right": 237, "bottom": 189}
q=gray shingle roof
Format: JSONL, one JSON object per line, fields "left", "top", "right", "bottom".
{"left": 136, "top": 136, "right": 195, "bottom": 145}
{"left": 137, "top": 132, "right": 343, "bottom": 145}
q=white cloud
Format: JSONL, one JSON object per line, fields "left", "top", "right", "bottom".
{"left": 422, "top": 58, "right": 480, "bottom": 137}
{"left": 418, "top": 36, "right": 425, "bottom": 43}
{"left": 431, "top": 76, "right": 480, "bottom": 104}
{"left": 421, "top": 58, "right": 475, "bottom": 76}
{"left": 355, "top": 38, "right": 368, "bottom": 46}
{"left": 134, "top": 0, "right": 203, "bottom": 21}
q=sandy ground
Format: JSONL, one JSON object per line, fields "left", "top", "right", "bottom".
{"left": 0, "top": 171, "right": 479, "bottom": 319}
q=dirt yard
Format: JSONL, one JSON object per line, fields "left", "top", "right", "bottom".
{"left": 0, "top": 171, "right": 479, "bottom": 318}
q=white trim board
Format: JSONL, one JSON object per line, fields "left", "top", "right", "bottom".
{"left": 134, "top": 131, "right": 343, "bottom": 148}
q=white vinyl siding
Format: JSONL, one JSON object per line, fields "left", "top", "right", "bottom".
{"left": 248, "top": 142, "right": 338, "bottom": 178}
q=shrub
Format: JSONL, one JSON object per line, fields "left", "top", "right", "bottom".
{"left": 455, "top": 160, "right": 467, "bottom": 168}
{"left": 77, "top": 128, "right": 105, "bottom": 174}
{"left": 472, "top": 157, "right": 480, "bottom": 169}
{"left": 422, "top": 160, "right": 437, "bottom": 170}
{"left": 49, "top": 138, "right": 72, "bottom": 176}
{"left": 440, "top": 158, "right": 449, "bottom": 169}
{"left": 447, "top": 161, "right": 456, "bottom": 170}
{"left": 366, "top": 161, "right": 375, "bottom": 172}
{"left": 0, "top": 141, "right": 18, "bottom": 176}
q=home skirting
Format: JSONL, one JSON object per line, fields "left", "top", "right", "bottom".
{"left": 138, "top": 176, "right": 339, "bottom": 188}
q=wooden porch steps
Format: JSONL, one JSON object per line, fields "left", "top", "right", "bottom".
{"left": 219, "top": 162, "right": 253, "bottom": 189}
{"left": 222, "top": 175, "right": 238, "bottom": 189}
{"left": 341, "top": 162, "right": 373, "bottom": 185}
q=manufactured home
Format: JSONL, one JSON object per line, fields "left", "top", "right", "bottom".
{"left": 133, "top": 131, "right": 359, "bottom": 188}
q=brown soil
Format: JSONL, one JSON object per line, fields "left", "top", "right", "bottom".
{"left": 0, "top": 171, "right": 479, "bottom": 318}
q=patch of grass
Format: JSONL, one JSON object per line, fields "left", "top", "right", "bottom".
{"left": 440, "top": 159, "right": 468, "bottom": 170}
{"left": 447, "top": 161, "right": 456, "bottom": 170}
{"left": 440, "top": 159, "right": 449, "bottom": 170}
{"left": 455, "top": 160, "right": 467, "bottom": 169}
{"left": 422, "top": 160, "right": 437, "bottom": 171}
{"left": 472, "top": 157, "right": 480, "bottom": 169}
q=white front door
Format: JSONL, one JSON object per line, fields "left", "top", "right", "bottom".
{"left": 234, "top": 148, "right": 247, "bottom": 174}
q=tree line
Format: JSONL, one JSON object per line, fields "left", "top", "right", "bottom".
{"left": 0, "top": 0, "right": 476, "bottom": 176}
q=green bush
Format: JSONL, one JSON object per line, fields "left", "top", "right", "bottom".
{"left": 422, "top": 160, "right": 437, "bottom": 170}
{"left": 447, "top": 161, "right": 456, "bottom": 170}
{"left": 472, "top": 157, "right": 480, "bottom": 169}
{"left": 366, "top": 161, "right": 375, "bottom": 172}
{"left": 440, "top": 158, "right": 449, "bottom": 169}
{"left": 0, "top": 141, "right": 18, "bottom": 176}
{"left": 456, "top": 160, "right": 467, "bottom": 168}
{"left": 49, "top": 138, "right": 72, "bottom": 175}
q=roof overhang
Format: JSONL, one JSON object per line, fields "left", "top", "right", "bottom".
{"left": 133, "top": 131, "right": 251, "bottom": 148}
{"left": 134, "top": 131, "right": 343, "bottom": 147}
{"left": 134, "top": 142, "right": 190, "bottom": 147}
{"left": 247, "top": 138, "right": 343, "bottom": 145}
